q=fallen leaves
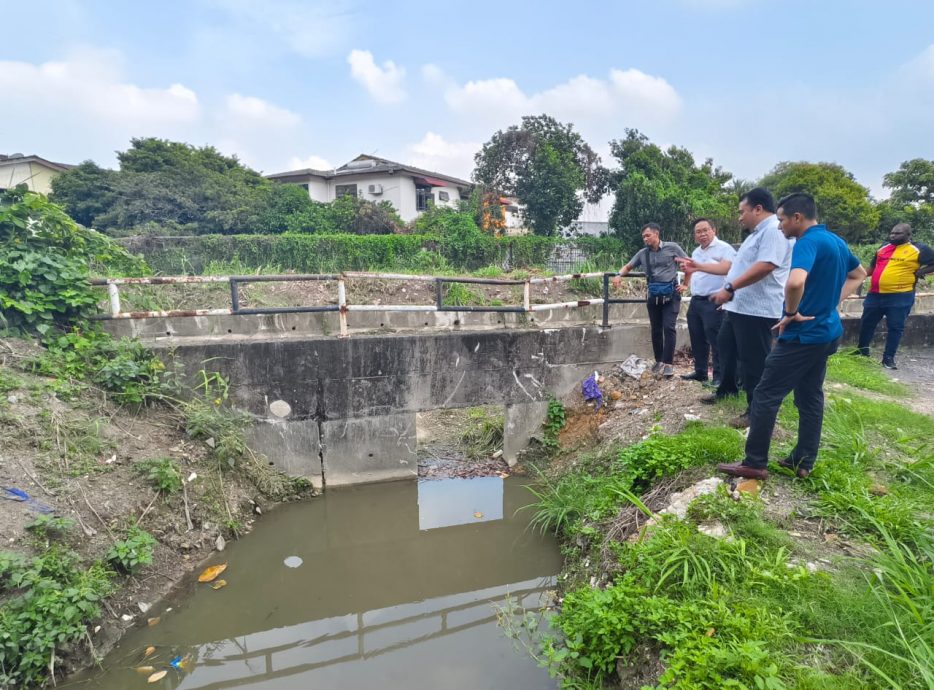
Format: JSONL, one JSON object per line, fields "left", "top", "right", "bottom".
{"left": 135, "top": 665, "right": 155, "bottom": 675}
{"left": 147, "top": 616, "right": 161, "bottom": 627}
{"left": 148, "top": 669, "right": 167, "bottom": 683}
{"left": 198, "top": 563, "right": 227, "bottom": 583}
{"left": 144, "top": 646, "right": 156, "bottom": 658}
{"left": 210, "top": 579, "right": 228, "bottom": 590}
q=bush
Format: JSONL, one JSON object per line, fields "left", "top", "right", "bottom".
{"left": 134, "top": 457, "right": 183, "bottom": 494}
{"left": 0, "top": 189, "right": 146, "bottom": 335}
{"left": 105, "top": 526, "right": 156, "bottom": 574}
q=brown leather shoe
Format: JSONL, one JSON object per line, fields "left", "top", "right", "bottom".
{"left": 717, "top": 462, "right": 769, "bottom": 480}
{"left": 777, "top": 457, "right": 810, "bottom": 478}
{"left": 729, "top": 413, "right": 750, "bottom": 429}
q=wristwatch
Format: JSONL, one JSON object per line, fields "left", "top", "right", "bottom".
{"left": 724, "top": 282, "right": 735, "bottom": 293}
{"left": 783, "top": 309, "right": 798, "bottom": 318}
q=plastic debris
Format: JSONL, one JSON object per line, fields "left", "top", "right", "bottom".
{"left": 283, "top": 556, "right": 303, "bottom": 568}
{"left": 210, "top": 579, "right": 228, "bottom": 590}
{"left": 1, "top": 487, "right": 54, "bottom": 514}
{"left": 147, "top": 616, "right": 161, "bottom": 627}
{"left": 137, "top": 602, "right": 151, "bottom": 613}
{"left": 582, "top": 372, "right": 603, "bottom": 410}
{"left": 619, "top": 355, "right": 648, "bottom": 380}
{"left": 215, "top": 535, "right": 226, "bottom": 551}
{"left": 170, "top": 655, "right": 183, "bottom": 669}
{"left": 473, "top": 511, "right": 483, "bottom": 519}
{"left": 147, "top": 670, "right": 167, "bottom": 683}
{"left": 198, "top": 563, "right": 227, "bottom": 583}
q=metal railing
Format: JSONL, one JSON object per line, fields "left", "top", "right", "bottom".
{"left": 89, "top": 271, "right": 648, "bottom": 336}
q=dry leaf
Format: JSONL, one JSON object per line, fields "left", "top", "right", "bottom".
{"left": 135, "top": 665, "right": 155, "bottom": 675}
{"left": 211, "top": 579, "right": 228, "bottom": 590}
{"left": 147, "top": 616, "right": 161, "bottom": 627}
{"left": 198, "top": 563, "right": 228, "bottom": 583}
{"left": 705, "top": 628, "right": 716, "bottom": 637}
{"left": 148, "top": 670, "right": 168, "bottom": 683}
{"left": 144, "top": 646, "right": 156, "bottom": 658}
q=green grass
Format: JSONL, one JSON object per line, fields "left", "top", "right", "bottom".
{"left": 825, "top": 353, "right": 910, "bottom": 395}
{"left": 460, "top": 407, "right": 504, "bottom": 459}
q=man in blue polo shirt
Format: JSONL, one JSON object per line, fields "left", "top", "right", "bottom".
{"left": 718, "top": 193, "right": 866, "bottom": 480}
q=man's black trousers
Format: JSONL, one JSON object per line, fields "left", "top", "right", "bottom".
{"left": 715, "top": 311, "right": 775, "bottom": 411}
{"left": 686, "top": 296, "right": 724, "bottom": 381}
{"left": 645, "top": 296, "right": 681, "bottom": 364}
{"left": 744, "top": 338, "right": 840, "bottom": 471}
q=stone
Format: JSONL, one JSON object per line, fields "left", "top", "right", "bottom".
{"left": 268, "top": 399, "right": 292, "bottom": 418}
{"left": 215, "top": 535, "right": 226, "bottom": 551}
{"left": 658, "top": 477, "right": 723, "bottom": 520}
{"left": 6, "top": 395, "right": 17, "bottom": 404}
{"left": 609, "top": 390, "right": 622, "bottom": 401}
{"left": 869, "top": 484, "right": 889, "bottom": 496}
{"left": 735, "top": 479, "right": 761, "bottom": 497}
{"left": 137, "top": 602, "right": 150, "bottom": 613}
{"left": 697, "top": 521, "right": 729, "bottom": 539}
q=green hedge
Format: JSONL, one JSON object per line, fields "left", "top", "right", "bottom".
{"left": 117, "top": 233, "right": 630, "bottom": 275}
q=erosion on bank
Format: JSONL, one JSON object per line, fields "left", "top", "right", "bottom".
{"left": 508, "top": 353, "right": 934, "bottom": 690}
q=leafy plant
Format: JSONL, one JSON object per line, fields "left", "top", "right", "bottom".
{"left": 0, "top": 547, "right": 113, "bottom": 686}
{"left": 105, "top": 526, "right": 156, "bottom": 574}
{"left": 24, "top": 515, "right": 75, "bottom": 543}
{"left": 134, "top": 457, "right": 183, "bottom": 494}
{"left": 543, "top": 397, "right": 567, "bottom": 449}
{"left": 461, "top": 407, "right": 504, "bottom": 459}
{"left": 443, "top": 281, "right": 486, "bottom": 306}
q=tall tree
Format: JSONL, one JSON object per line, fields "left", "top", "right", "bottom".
{"left": 759, "top": 161, "right": 879, "bottom": 243}
{"left": 608, "top": 130, "right": 738, "bottom": 251}
{"left": 878, "top": 159, "right": 934, "bottom": 243}
{"left": 473, "top": 115, "right": 606, "bottom": 236}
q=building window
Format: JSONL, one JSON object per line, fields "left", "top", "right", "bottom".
{"left": 335, "top": 184, "right": 358, "bottom": 198}
{"left": 298, "top": 183, "right": 309, "bottom": 192}
{"left": 437, "top": 191, "right": 450, "bottom": 202}
{"left": 416, "top": 186, "right": 432, "bottom": 212}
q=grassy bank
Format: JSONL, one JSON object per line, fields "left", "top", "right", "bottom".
{"left": 514, "top": 354, "right": 934, "bottom": 689}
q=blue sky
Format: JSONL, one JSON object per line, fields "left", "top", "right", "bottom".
{"left": 3, "top": 0, "right": 933, "bottom": 210}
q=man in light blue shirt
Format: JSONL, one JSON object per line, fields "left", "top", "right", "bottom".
{"left": 703, "top": 187, "right": 793, "bottom": 428}
{"left": 678, "top": 218, "right": 737, "bottom": 385}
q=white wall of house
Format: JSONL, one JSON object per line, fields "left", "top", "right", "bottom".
{"left": 306, "top": 177, "right": 329, "bottom": 203}
{"left": 431, "top": 185, "right": 461, "bottom": 210}
{"left": 0, "top": 162, "right": 60, "bottom": 195}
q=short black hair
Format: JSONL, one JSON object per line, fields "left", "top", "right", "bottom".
{"left": 692, "top": 217, "right": 717, "bottom": 230}
{"left": 892, "top": 222, "right": 912, "bottom": 235}
{"left": 641, "top": 222, "right": 661, "bottom": 234}
{"left": 777, "top": 192, "right": 817, "bottom": 220}
{"left": 740, "top": 187, "right": 776, "bottom": 213}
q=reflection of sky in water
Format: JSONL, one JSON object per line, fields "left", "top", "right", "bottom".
{"left": 417, "top": 477, "right": 503, "bottom": 530}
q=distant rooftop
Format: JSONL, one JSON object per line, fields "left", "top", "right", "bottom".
{"left": 266, "top": 154, "right": 472, "bottom": 189}
{"left": 0, "top": 153, "right": 73, "bottom": 171}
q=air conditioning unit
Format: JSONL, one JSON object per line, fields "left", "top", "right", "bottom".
{"left": 367, "top": 184, "right": 383, "bottom": 195}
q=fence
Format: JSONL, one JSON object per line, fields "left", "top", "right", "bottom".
{"left": 89, "top": 270, "right": 648, "bottom": 335}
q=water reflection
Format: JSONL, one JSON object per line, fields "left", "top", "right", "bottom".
{"left": 72, "top": 478, "right": 560, "bottom": 690}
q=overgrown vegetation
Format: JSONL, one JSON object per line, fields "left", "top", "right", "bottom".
{"left": 134, "top": 457, "right": 183, "bottom": 494}
{"left": 460, "top": 407, "right": 505, "bottom": 460}
{"left": 517, "top": 370, "right": 934, "bottom": 688}
{"left": 105, "top": 526, "right": 157, "bottom": 574}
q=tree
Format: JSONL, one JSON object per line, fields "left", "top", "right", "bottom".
{"left": 879, "top": 159, "right": 934, "bottom": 244}
{"left": 759, "top": 161, "right": 879, "bottom": 243}
{"left": 48, "top": 161, "right": 117, "bottom": 227}
{"left": 607, "top": 130, "right": 739, "bottom": 252}
{"left": 473, "top": 115, "right": 606, "bottom": 236}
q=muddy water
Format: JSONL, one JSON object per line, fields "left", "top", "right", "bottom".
{"left": 72, "top": 478, "right": 561, "bottom": 689}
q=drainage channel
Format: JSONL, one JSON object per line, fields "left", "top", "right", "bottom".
{"left": 70, "top": 477, "right": 561, "bottom": 689}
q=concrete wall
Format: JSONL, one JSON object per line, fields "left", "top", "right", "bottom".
{"left": 156, "top": 324, "right": 651, "bottom": 488}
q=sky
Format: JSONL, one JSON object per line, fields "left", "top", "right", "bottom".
{"left": 2, "top": 0, "right": 933, "bottom": 218}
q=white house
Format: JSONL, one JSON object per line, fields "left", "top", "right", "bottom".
{"left": 266, "top": 154, "right": 473, "bottom": 223}
{"left": 0, "top": 154, "right": 73, "bottom": 195}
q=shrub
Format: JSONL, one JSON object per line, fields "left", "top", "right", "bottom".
{"left": 105, "top": 526, "right": 156, "bottom": 574}
{"left": 134, "top": 457, "right": 183, "bottom": 494}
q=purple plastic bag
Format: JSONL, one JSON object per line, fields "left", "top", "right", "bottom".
{"left": 582, "top": 374, "right": 603, "bottom": 411}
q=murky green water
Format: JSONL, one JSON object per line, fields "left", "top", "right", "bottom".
{"left": 70, "top": 477, "right": 561, "bottom": 689}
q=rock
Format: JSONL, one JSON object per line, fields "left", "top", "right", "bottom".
{"left": 137, "top": 602, "right": 151, "bottom": 614}
{"left": 658, "top": 477, "right": 724, "bottom": 520}
{"left": 205, "top": 437, "right": 216, "bottom": 448}
{"left": 735, "top": 479, "right": 761, "bottom": 497}
{"left": 870, "top": 484, "right": 889, "bottom": 496}
{"left": 254, "top": 505, "right": 262, "bottom": 515}
{"left": 215, "top": 535, "right": 226, "bottom": 552}
{"left": 697, "top": 521, "right": 729, "bottom": 539}
{"left": 683, "top": 413, "right": 702, "bottom": 421}
{"left": 6, "top": 394, "right": 17, "bottom": 404}
{"left": 121, "top": 614, "right": 134, "bottom": 622}
{"left": 491, "top": 449, "right": 503, "bottom": 459}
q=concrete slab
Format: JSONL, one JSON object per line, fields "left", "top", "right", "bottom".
{"left": 503, "top": 401, "right": 549, "bottom": 467}
{"left": 321, "top": 412, "right": 419, "bottom": 486}
{"left": 247, "top": 419, "right": 323, "bottom": 489}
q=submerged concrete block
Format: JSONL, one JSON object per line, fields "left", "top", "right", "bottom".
{"left": 503, "top": 401, "right": 549, "bottom": 467}
{"left": 321, "top": 412, "right": 418, "bottom": 486}
{"left": 247, "top": 419, "right": 323, "bottom": 489}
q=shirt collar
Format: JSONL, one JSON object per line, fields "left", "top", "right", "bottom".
{"left": 752, "top": 214, "right": 777, "bottom": 235}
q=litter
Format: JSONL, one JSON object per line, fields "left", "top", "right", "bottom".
{"left": 198, "top": 563, "right": 227, "bottom": 583}
{"left": 1, "top": 487, "right": 54, "bottom": 514}
{"left": 582, "top": 372, "right": 603, "bottom": 410}
{"left": 618, "top": 355, "right": 648, "bottom": 380}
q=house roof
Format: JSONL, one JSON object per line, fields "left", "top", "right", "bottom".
{"left": 0, "top": 154, "right": 73, "bottom": 172}
{"left": 266, "top": 154, "right": 473, "bottom": 189}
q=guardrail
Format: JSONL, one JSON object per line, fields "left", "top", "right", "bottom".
{"left": 89, "top": 271, "right": 648, "bottom": 336}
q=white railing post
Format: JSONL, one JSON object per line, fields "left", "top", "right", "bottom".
{"left": 338, "top": 277, "right": 348, "bottom": 337}
{"left": 107, "top": 282, "right": 121, "bottom": 317}
{"left": 523, "top": 279, "right": 531, "bottom": 312}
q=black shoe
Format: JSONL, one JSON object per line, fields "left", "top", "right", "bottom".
{"left": 680, "top": 372, "right": 708, "bottom": 382}
{"left": 700, "top": 393, "right": 719, "bottom": 405}
{"left": 882, "top": 357, "right": 897, "bottom": 370}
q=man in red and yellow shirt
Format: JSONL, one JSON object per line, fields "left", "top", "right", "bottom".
{"left": 857, "top": 223, "right": 934, "bottom": 368}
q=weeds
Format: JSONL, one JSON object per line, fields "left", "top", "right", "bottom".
{"left": 542, "top": 398, "right": 567, "bottom": 449}
{"left": 134, "top": 457, "right": 183, "bottom": 494}
{"left": 443, "top": 281, "right": 487, "bottom": 306}
{"left": 825, "top": 353, "right": 909, "bottom": 395}
{"left": 460, "top": 407, "right": 504, "bottom": 459}
{"left": 105, "top": 526, "right": 156, "bottom": 574}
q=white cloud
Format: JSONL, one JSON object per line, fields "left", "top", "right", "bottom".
{"left": 0, "top": 49, "right": 200, "bottom": 126}
{"left": 203, "top": 0, "right": 354, "bottom": 58}
{"left": 288, "top": 154, "right": 333, "bottom": 170}
{"left": 443, "top": 68, "right": 682, "bottom": 130}
{"left": 225, "top": 93, "right": 301, "bottom": 127}
{"left": 347, "top": 49, "right": 407, "bottom": 104}
{"left": 407, "top": 132, "right": 479, "bottom": 179}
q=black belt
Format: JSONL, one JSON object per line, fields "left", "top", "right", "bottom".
{"left": 691, "top": 295, "right": 712, "bottom": 300}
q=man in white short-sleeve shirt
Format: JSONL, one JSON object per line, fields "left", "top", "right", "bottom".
{"left": 703, "top": 187, "right": 793, "bottom": 428}
{"left": 677, "top": 218, "right": 737, "bottom": 385}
